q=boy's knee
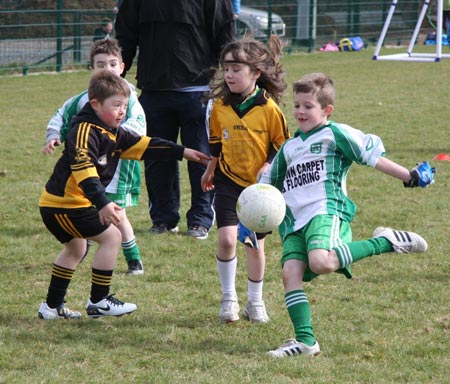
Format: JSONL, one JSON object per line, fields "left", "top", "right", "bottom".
{"left": 309, "top": 261, "right": 334, "bottom": 275}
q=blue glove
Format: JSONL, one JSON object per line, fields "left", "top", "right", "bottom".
{"left": 404, "top": 161, "right": 436, "bottom": 188}
{"left": 237, "top": 221, "right": 259, "bottom": 250}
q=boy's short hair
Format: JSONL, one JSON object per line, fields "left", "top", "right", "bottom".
{"left": 293, "top": 72, "right": 335, "bottom": 108}
{"left": 89, "top": 37, "right": 122, "bottom": 67}
{"left": 88, "top": 71, "right": 130, "bottom": 102}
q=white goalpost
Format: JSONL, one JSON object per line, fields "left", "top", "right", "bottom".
{"left": 373, "top": 0, "right": 450, "bottom": 62}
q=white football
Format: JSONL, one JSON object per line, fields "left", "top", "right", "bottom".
{"left": 236, "top": 183, "right": 286, "bottom": 233}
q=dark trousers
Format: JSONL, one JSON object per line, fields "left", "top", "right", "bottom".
{"left": 139, "top": 90, "right": 214, "bottom": 229}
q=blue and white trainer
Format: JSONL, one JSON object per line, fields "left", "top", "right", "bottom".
{"left": 86, "top": 294, "right": 137, "bottom": 318}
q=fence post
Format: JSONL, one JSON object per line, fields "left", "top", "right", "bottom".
{"left": 353, "top": 0, "right": 361, "bottom": 36}
{"left": 267, "top": 0, "right": 273, "bottom": 40}
{"left": 56, "top": 0, "right": 63, "bottom": 72}
{"left": 308, "top": 0, "right": 316, "bottom": 52}
{"left": 73, "top": 11, "right": 81, "bottom": 63}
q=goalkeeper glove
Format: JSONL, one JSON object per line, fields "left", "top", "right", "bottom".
{"left": 237, "top": 221, "right": 259, "bottom": 250}
{"left": 403, "top": 161, "right": 436, "bottom": 188}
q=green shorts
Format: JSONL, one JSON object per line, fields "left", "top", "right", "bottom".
{"left": 281, "top": 214, "right": 353, "bottom": 282}
{"left": 106, "top": 192, "right": 139, "bottom": 208}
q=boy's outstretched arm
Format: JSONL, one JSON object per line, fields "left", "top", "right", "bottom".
{"left": 375, "top": 157, "right": 411, "bottom": 182}
{"left": 183, "top": 148, "right": 212, "bottom": 166}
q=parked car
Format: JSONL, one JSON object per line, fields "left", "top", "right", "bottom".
{"left": 236, "top": 5, "right": 286, "bottom": 39}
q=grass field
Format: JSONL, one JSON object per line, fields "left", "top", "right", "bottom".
{"left": 1, "top": 46, "right": 450, "bottom": 383}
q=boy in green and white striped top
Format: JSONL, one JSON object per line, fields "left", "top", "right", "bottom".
{"left": 261, "top": 72, "right": 434, "bottom": 358}
{"left": 43, "top": 38, "right": 146, "bottom": 275}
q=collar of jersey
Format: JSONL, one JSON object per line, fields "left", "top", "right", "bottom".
{"left": 236, "top": 86, "right": 260, "bottom": 112}
{"left": 294, "top": 121, "right": 331, "bottom": 139}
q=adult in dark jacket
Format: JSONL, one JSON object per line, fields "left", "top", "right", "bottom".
{"left": 115, "top": 0, "right": 235, "bottom": 239}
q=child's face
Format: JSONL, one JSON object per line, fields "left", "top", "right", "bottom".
{"left": 103, "top": 23, "right": 113, "bottom": 34}
{"left": 91, "top": 95, "right": 129, "bottom": 129}
{"left": 293, "top": 91, "right": 333, "bottom": 133}
{"left": 92, "top": 54, "right": 124, "bottom": 77}
{"left": 223, "top": 52, "right": 260, "bottom": 97}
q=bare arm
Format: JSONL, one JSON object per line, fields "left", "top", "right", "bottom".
{"left": 375, "top": 157, "right": 411, "bottom": 183}
{"left": 183, "top": 148, "right": 211, "bottom": 165}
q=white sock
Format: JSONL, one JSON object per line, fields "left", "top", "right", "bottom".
{"left": 247, "top": 278, "right": 263, "bottom": 303}
{"left": 216, "top": 256, "right": 237, "bottom": 297}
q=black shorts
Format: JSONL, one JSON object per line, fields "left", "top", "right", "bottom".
{"left": 40, "top": 206, "right": 109, "bottom": 244}
{"left": 214, "top": 175, "right": 268, "bottom": 239}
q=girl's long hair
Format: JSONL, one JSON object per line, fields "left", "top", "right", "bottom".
{"left": 209, "top": 34, "right": 287, "bottom": 105}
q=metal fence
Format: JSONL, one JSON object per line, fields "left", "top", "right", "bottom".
{"left": 0, "top": 1, "right": 429, "bottom": 76}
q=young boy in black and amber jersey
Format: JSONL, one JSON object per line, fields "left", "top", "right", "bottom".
{"left": 38, "top": 71, "right": 210, "bottom": 320}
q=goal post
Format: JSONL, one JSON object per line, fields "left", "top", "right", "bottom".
{"left": 373, "top": 0, "right": 450, "bottom": 62}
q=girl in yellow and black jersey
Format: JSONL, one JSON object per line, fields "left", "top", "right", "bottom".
{"left": 201, "top": 35, "right": 290, "bottom": 324}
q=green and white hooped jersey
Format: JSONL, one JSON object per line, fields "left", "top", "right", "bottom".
{"left": 260, "top": 121, "right": 385, "bottom": 239}
{"left": 46, "top": 81, "right": 146, "bottom": 199}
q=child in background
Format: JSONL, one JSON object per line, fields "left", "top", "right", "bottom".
{"left": 201, "top": 35, "right": 290, "bottom": 324}
{"left": 260, "top": 72, "right": 435, "bottom": 357}
{"left": 93, "top": 18, "right": 113, "bottom": 41}
{"left": 43, "top": 38, "right": 146, "bottom": 275}
{"left": 38, "top": 71, "right": 211, "bottom": 320}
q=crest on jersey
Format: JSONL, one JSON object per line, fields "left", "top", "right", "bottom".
{"left": 98, "top": 155, "right": 108, "bottom": 166}
{"left": 223, "top": 128, "right": 230, "bottom": 140}
{"left": 310, "top": 143, "right": 322, "bottom": 154}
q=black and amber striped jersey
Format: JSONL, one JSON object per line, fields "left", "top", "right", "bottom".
{"left": 39, "top": 102, "right": 184, "bottom": 210}
{"left": 209, "top": 89, "right": 289, "bottom": 188}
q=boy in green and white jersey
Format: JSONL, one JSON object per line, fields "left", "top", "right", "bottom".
{"left": 261, "top": 72, "right": 435, "bottom": 358}
{"left": 43, "top": 38, "right": 146, "bottom": 275}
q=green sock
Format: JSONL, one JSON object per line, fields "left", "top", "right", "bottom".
{"left": 285, "top": 290, "right": 316, "bottom": 346}
{"left": 122, "top": 238, "right": 141, "bottom": 262}
{"left": 334, "top": 237, "right": 393, "bottom": 268}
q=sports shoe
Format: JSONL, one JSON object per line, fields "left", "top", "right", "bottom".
{"left": 243, "top": 300, "right": 269, "bottom": 323}
{"left": 86, "top": 294, "right": 137, "bottom": 318}
{"left": 372, "top": 227, "right": 428, "bottom": 253}
{"left": 127, "top": 259, "right": 144, "bottom": 275}
{"left": 267, "top": 338, "right": 321, "bottom": 358}
{"left": 148, "top": 223, "right": 179, "bottom": 235}
{"left": 187, "top": 225, "right": 209, "bottom": 240}
{"left": 219, "top": 294, "right": 240, "bottom": 323}
{"left": 38, "top": 302, "right": 81, "bottom": 320}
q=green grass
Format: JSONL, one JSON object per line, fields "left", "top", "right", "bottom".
{"left": 1, "top": 46, "right": 450, "bottom": 383}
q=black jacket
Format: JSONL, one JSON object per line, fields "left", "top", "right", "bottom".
{"left": 115, "top": 0, "right": 235, "bottom": 90}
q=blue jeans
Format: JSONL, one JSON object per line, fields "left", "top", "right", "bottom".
{"left": 139, "top": 90, "right": 214, "bottom": 229}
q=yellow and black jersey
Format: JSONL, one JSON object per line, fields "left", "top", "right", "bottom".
{"left": 39, "top": 103, "right": 184, "bottom": 210}
{"left": 209, "top": 89, "right": 289, "bottom": 188}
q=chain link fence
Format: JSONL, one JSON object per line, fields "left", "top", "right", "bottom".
{"left": 0, "top": 1, "right": 427, "bottom": 76}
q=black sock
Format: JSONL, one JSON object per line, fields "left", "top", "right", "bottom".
{"left": 90, "top": 268, "right": 113, "bottom": 303}
{"left": 46, "top": 264, "right": 75, "bottom": 308}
